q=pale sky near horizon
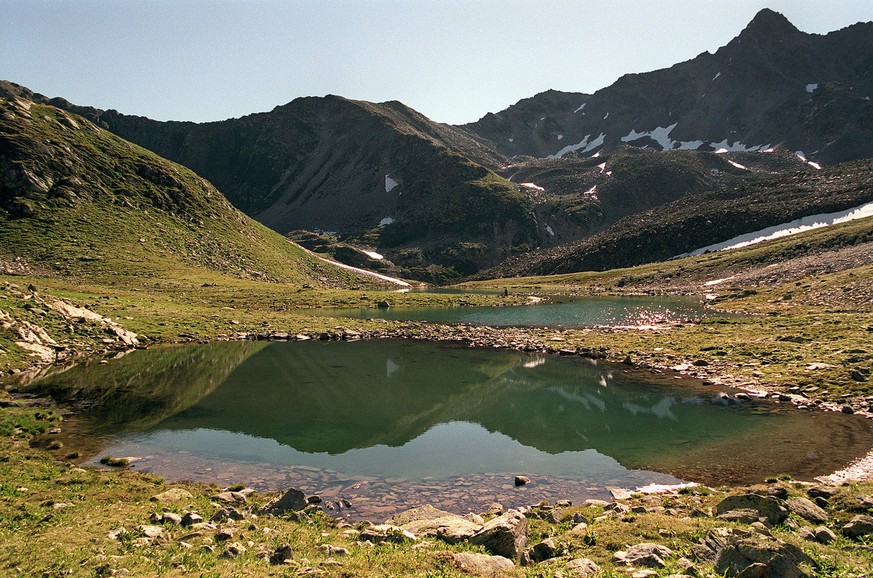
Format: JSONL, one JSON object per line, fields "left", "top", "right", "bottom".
{"left": 2, "top": 1, "right": 871, "bottom": 125}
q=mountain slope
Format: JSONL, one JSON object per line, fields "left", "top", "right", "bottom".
{"left": 483, "top": 157, "right": 873, "bottom": 277}
{"left": 0, "top": 95, "right": 369, "bottom": 287}
{"left": 0, "top": 85, "right": 537, "bottom": 282}
{"left": 465, "top": 9, "right": 873, "bottom": 165}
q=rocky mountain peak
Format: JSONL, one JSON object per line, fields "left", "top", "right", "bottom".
{"left": 739, "top": 8, "right": 800, "bottom": 39}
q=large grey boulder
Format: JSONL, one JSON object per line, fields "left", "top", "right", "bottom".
{"left": 469, "top": 509, "right": 529, "bottom": 559}
{"left": 716, "top": 494, "right": 788, "bottom": 526}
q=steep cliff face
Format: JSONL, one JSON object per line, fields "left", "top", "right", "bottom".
{"left": 464, "top": 9, "right": 873, "bottom": 165}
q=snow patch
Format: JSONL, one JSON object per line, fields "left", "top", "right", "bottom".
{"left": 583, "top": 185, "right": 597, "bottom": 197}
{"left": 621, "top": 123, "right": 678, "bottom": 151}
{"left": 361, "top": 250, "right": 384, "bottom": 260}
{"left": 519, "top": 182, "right": 545, "bottom": 191}
{"left": 548, "top": 132, "right": 605, "bottom": 159}
{"left": 728, "top": 160, "right": 747, "bottom": 170}
{"left": 677, "top": 201, "right": 873, "bottom": 257}
{"left": 545, "top": 224, "right": 555, "bottom": 237}
{"left": 574, "top": 102, "right": 587, "bottom": 113}
{"left": 796, "top": 151, "right": 822, "bottom": 170}
{"left": 806, "top": 83, "right": 818, "bottom": 93}
{"left": 677, "top": 140, "right": 704, "bottom": 151}
{"left": 385, "top": 174, "right": 399, "bottom": 193}
{"left": 508, "top": 138, "right": 514, "bottom": 143}
{"left": 557, "top": 134, "right": 563, "bottom": 140}
{"left": 603, "top": 112, "right": 609, "bottom": 120}
{"left": 712, "top": 72, "right": 721, "bottom": 81}
{"left": 379, "top": 217, "right": 395, "bottom": 226}
{"left": 710, "top": 140, "right": 769, "bottom": 153}
{"left": 597, "top": 162, "right": 607, "bottom": 173}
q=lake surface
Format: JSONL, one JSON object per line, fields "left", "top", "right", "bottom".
{"left": 306, "top": 295, "right": 727, "bottom": 327}
{"left": 27, "top": 340, "right": 873, "bottom": 520}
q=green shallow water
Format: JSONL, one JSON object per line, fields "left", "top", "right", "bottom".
{"left": 305, "top": 295, "right": 729, "bottom": 327}
{"left": 26, "top": 340, "right": 873, "bottom": 519}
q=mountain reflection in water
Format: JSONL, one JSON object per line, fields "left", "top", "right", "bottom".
{"left": 25, "top": 340, "right": 873, "bottom": 515}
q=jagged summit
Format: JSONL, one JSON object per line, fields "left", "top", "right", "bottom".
{"left": 739, "top": 8, "right": 801, "bottom": 39}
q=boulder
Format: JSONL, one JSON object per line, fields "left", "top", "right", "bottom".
{"left": 387, "top": 505, "right": 480, "bottom": 543}
{"left": 527, "top": 537, "right": 558, "bottom": 563}
{"left": 716, "top": 494, "right": 788, "bottom": 526}
{"left": 613, "top": 543, "right": 672, "bottom": 568}
{"left": 813, "top": 526, "right": 837, "bottom": 544}
{"left": 269, "top": 543, "right": 293, "bottom": 565}
{"left": 786, "top": 497, "right": 828, "bottom": 524}
{"left": 842, "top": 514, "right": 873, "bottom": 539}
{"left": 450, "top": 552, "right": 514, "bottom": 576}
{"left": 692, "top": 527, "right": 815, "bottom": 578}
{"left": 212, "top": 491, "right": 247, "bottom": 505}
{"left": 469, "top": 509, "right": 528, "bottom": 559}
{"left": 150, "top": 488, "right": 193, "bottom": 503}
{"left": 717, "top": 508, "right": 763, "bottom": 524}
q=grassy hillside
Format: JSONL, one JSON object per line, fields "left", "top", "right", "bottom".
{"left": 0, "top": 96, "right": 373, "bottom": 288}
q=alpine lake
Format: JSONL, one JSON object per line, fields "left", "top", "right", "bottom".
{"left": 20, "top": 296, "right": 873, "bottom": 521}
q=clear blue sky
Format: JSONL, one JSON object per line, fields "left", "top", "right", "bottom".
{"left": 2, "top": 1, "right": 870, "bottom": 124}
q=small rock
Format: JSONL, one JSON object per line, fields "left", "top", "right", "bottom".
{"left": 181, "top": 512, "right": 203, "bottom": 526}
{"left": 359, "top": 524, "right": 416, "bottom": 544}
{"left": 564, "top": 557, "right": 600, "bottom": 577}
{"left": 220, "top": 542, "right": 246, "bottom": 559}
{"left": 318, "top": 544, "right": 349, "bottom": 556}
{"left": 514, "top": 475, "right": 531, "bottom": 487}
{"left": 269, "top": 543, "right": 293, "bottom": 565}
{"left": 160, "top": 512, "right": 183, "bottom": 525}
{"left": 814, "top": 526, "right": 837, "bottom": 544}
{"left": 137, "top": 525, "right": 164, "bottom": 539}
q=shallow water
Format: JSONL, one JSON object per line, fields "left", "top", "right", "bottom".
{"left": 27, "top": 340, "right": 873, "bottom": 520}
{"left": 306, "top": 295, "right": 727, "bottom": 327}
